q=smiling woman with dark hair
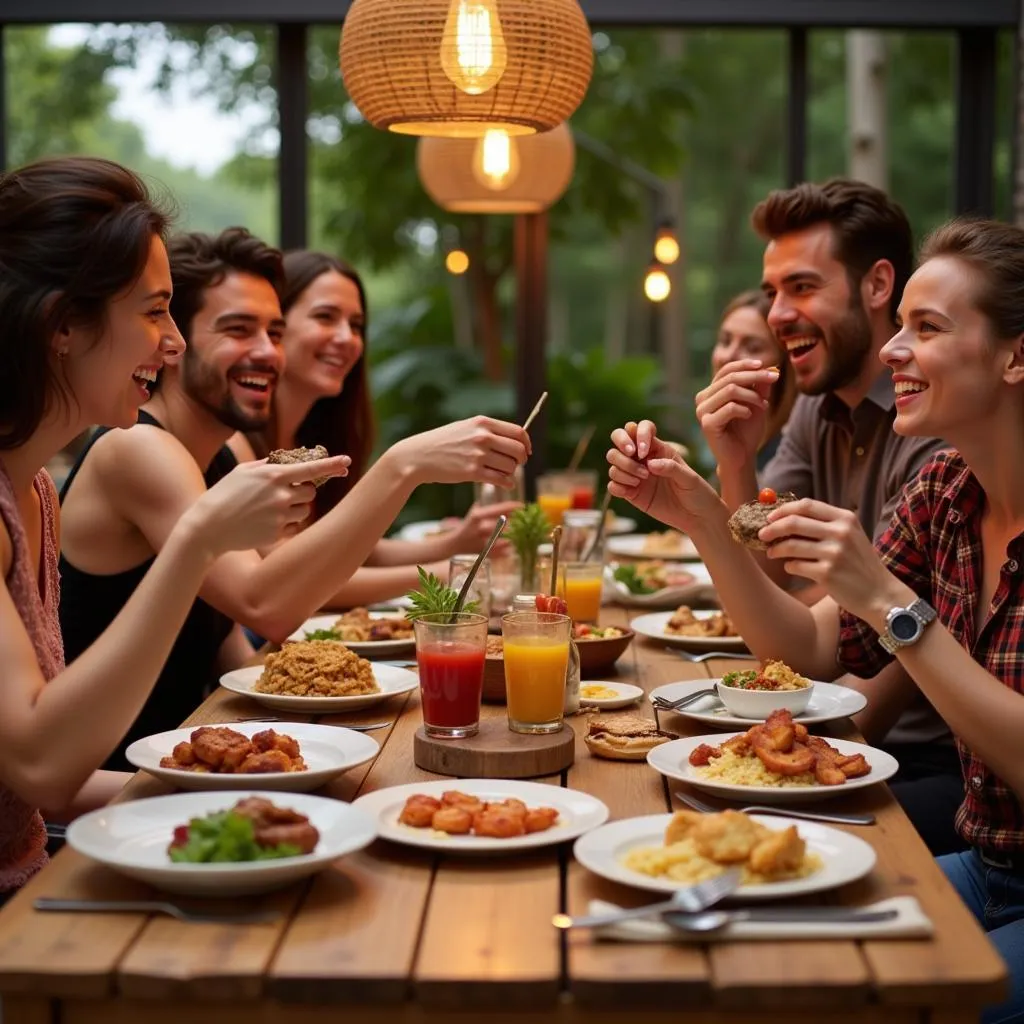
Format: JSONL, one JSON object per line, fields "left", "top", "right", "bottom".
{"left": 607, "top": 216, "right": 1024, "bottom": 1023}
{"left": 0, "top": 157, "right": 339, "bottom": 895}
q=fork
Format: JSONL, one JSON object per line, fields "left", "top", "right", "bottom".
{"left": 34, "top": 898, "right": 281, "bottom": 924}
{"left": 553, "top": 868, "right": 742, "bottom": 931}
{"left": 674, "top": 789, "right": 875, "bottom": 826}
{"left": 666, "top": 647, "right": 758, "bottom": 663}
{"left": 652, "top": 688, "right": 718, "bottom": 711}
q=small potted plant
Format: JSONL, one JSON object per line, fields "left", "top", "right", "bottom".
{"left": 505, "top": 503, "right": 552, "bottom": 595}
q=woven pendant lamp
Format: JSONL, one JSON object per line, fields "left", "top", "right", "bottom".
{"left": 417, "top": 123, "right": 575, "bottom": 212}
{"left": 340, "top": 0, "right": 594, "bottom": 138}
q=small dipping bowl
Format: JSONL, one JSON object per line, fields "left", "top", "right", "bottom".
{"left": 714, "top": 678, "right": 814, "bottom": 719}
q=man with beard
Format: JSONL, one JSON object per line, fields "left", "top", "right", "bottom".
{"left": 693, "top": 179, "right": 957, "bottom": 853}
{"left": 58, "top": 228, "right": 530, "bottom": 770}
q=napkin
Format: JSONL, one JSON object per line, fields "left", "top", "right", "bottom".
{"left": 588, "top": 896, "right": 933, "bottom": 942}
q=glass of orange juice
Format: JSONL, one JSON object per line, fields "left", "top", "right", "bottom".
{"left": 559, "top": 562, "right": 604, "bottom": 623}
{"left": 501, "top": 611, "right": 571, "bottom": 734}
{"left": 535, "top": 473, "right": 572, "bottom": 527}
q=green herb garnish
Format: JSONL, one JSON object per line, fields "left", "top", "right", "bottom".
{"left": 304, "top": 627, "right": 342, "bottom": 641}
{"left": 506, "top": 503, "right": 551, "bottom": 592}
{"left": 613, "top": 564, "right": 657, "bottom": 595}
{"left": 168, "top": 811, "right": 301, "bottom": 863}
{"left": 405, "top": 566, "right": 479, "bottom": 620}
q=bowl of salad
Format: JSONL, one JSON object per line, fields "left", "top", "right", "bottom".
{"left": 606, "top": 561, "right": 715, "bottom": 608}
{"left": 714, "top": 660, "right": 815, "bottom": 719}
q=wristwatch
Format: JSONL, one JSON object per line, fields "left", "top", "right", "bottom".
{"left": 878, "top": 597, "right": 937, "bottom": 654}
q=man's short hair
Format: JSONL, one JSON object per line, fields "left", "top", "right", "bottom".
{"left": 751, "top": 178, "right": 913, "bottom": 320}
{"left": 167, "top": 227, "right": 284, "bottom": 344}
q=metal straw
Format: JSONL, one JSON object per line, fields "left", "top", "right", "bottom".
{"left": 581, "top": 490, "right": 613, "bottom": 563}
{"left": 452, "top": 514, "right": 508, "bottom": 619}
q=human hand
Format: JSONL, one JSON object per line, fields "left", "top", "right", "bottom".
{"left": 695, "top": 359, "right": 780, "bottom": 471}
{"left": 392, "top": 416, "right": 530, "bottom": 487}
{"left": 759, "top": 498, "right": 910, "bottom": 622}
{"left": 186, "top": 454, "right": 351, "bottom": 554}
{"left": 605, "top": 420, "right": 724, "bottom": 531}
{"left": 448, "top": 500, "right": 523, "bottom": 553}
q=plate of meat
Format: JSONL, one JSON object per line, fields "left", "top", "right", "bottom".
{"left": 65, "top": 791, "right": 377, "bottom": 896}
{"left": 630, "top": 608, "right": 748, "bottom": 651}
{"left": 125, "top": 722, "right": 379, "bottom": 792}
{"left": 288, "top": 608, "right": 415, "bottom": 655}
{"left": 353, "top": 779, "right": 609, "bottom": 854}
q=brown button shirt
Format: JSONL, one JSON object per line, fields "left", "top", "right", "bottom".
{"left": 761, "top": 371, "right": 951, "bottom": 745}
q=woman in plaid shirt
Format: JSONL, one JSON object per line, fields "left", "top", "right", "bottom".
{"left": 608, "top": 218, "right": 1024, "bottom": 1023}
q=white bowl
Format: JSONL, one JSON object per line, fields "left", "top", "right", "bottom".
{"left": 714, "top": 678, "right": 814, "bottom": 719}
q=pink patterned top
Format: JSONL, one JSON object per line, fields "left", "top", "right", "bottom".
{"left": 0, "top": 461, "right": 63, "bottom": 892}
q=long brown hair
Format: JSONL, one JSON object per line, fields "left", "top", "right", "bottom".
{"left": 720, "top": 290, "right": 797, "bottom": 450}
{"left": 0, "top": 156, "right": 171, "bottom": 449}
{"left": 253, "top": 251, "right": 375, "bottom": 519}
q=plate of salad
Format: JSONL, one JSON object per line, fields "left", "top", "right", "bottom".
{"left": 605, "top": 560, "right": 716, "bottom": 608}
{"left": 66, "top": 791, "right": 377, "bottom": 896}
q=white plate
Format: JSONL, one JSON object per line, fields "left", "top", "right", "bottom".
{"left": 650, "top": 680, "right": 867, "bottom": 729}
{"left": 125, "top": 722, "right": 380, "bottom": 793}
{"left": 287, "top": 612, "right": 414, "bottom": 656}
{"left": 352, "top": 780, "right": 609, "bottom": 854}
{"left": 607, "top": 533, "right": 701, "bottom": 561}
{"left": 647, "top": 734, "right": 899, "bottom": 804}
{"left": 606, "top": 562, "right": 717, "bottom": 609}
{"left": 630, "top": 609, "right": 747, "bottom": 651}
{"left": 573, "top": 813, "right": 876, "bottom": 898}
{"left": 579, "top": 681, "right": 644, "bottom": 709}
{"left": 219, "top": 663, "right": 419, "bottom": 712}
{"left": 66, "top": 790, "right": 377, "bottom": 897}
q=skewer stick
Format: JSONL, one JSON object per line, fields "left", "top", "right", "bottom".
{"left": 567, "top": 423, "right": 596, "bottom": 472}
{"left": 522, "top": 391, "right": 548, "bottom": 433}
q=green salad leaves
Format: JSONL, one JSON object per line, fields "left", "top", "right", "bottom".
{"left": 168, "top": 810, "right": 301, "bottom": 863}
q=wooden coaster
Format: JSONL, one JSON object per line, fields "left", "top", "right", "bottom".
{"left": 413, "top": 716, "right": 575, "bottom": 779}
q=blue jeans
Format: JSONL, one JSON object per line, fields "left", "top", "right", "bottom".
{"left": 941, "top": 849, "right": 1024, "bottom": 1023}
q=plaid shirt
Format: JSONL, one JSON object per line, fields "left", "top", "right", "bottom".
{"left": 838, "top": 449, "right": 1024, "bottom": 854}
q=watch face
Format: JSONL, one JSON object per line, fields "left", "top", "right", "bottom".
{"left": 890, "top": 612, "right": 920, "bottom": 642}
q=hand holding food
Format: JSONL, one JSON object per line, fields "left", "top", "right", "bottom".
{"left": 184, "top": 452, "right": 352, "bottom": 554}
{"left": 695, "top": 359, "right": 780, "bottom": 472}
{"left": 606, "top": 420, "right": 724, "bottom": 531}
{"left": 391, "top": 415, "right": 530, "bottom": 489}
{"left": 726, "top": 487, "right": 798, "bottom": 550}
{"left": 266, "top": 444, "right": 332, "bottom": 486}
{"left": 757, "top": 497, "right": 911, "bottom": 621}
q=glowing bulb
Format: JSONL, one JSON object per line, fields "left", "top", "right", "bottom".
{"left": 440, "top": 0, "right": 508, "bottom": 96}
{"left": 644, "top": 265, "right": 671, "bottom": 303}
{"left": 472, "top": 129, "right": 521, "bottom": 190}
{"left": 654, "top": 228, "right": 680, "bottom": 265}
{"left": 446, "top": 249, "right": 470, "bottom": 274}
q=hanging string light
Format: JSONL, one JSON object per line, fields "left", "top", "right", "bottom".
{"left": 644, "top": 262, "right": 671, "bottom": 303}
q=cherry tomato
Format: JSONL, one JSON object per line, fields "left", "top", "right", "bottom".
{"left": 758, "top": 487, "right": 778, "bottom": 505}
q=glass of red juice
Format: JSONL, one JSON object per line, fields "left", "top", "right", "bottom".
{"left": 563, "top": 469, "right": 597, "bottom": 510}
{"left": 413, "top": 613, "right": 488, "bottom": 739}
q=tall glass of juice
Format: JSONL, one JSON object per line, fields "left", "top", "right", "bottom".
{"left": 535, "top": 472, "right": 573, "bottom": 527}
{"left": 413, "top": 613, "right": 488, "bottom": 739}
{"left": 560, "top": 561, "right": 604, "bottom": 623}
{"left": 501, "top": 611, "right": 571, "bottom": 734}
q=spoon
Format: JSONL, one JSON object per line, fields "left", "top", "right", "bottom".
{"left": 663, "top": 906, "right": 899, "bottom": 934}
{"left": 452, "top": 514, "right": 507, "bottom": 618}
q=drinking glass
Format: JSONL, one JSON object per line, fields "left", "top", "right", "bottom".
{"left": 562, "top": 509, "right": 605, "bottom": 563}
{"left": 413, "top": 613, "right": 488, "bottom": 739}
{"left": 475, "top": 464, "right": 525, "bottom": 507}
{"left": 559, "top": 561, "right": 604, "bottom": 623}
{"left": 535, "top": 472, "right": 573, "bottom": 528}
{"left": 501, "top": 611, "right": 571, "bottom": 735}
{"left": 487, "top": 548, "right": 519, "bottom": 617}
{"left": 448, "top": 554, "right": 491, "bottom": 621}
{"left": 562, "top": 469, "right": 598, "bottom": 510}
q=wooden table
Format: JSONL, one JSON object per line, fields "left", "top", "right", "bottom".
{"left": 0, "top": 606, "right": 1007, "bottom": 1024}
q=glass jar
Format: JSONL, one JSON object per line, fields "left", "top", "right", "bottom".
{"left": 512, "top": 593, "right": 541, "bottom": 613}
{"left": 562, "top": 509, "right": 605, "bottom": 564}
{"left": 448, "top": 554, "right": 491, "bottom": 620}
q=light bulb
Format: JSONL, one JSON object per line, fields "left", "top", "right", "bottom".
{"left": 472, "top": 129, "right": 521, "bottom": 190}
{"left": 654, "top": 229, "right": 680, "bottom": 266}
{"left": 644, "top": 266, "right": 671, "bottom": 303}
{"left": 446, "top": 249, "right": 470, "bottom": 274}
{"left": 440, "top": 0, "right": 508, "bottom": 96}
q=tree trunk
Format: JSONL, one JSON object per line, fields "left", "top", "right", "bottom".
{"left": 464, "top": 219, "right": 505, "bottom": 381}
{"left": 846, "top": 31, "right": 888, "bottom": 189}
{"left": 1014, "top": 0, "right": 1024, "bottom": 225}
{"left": 603, "top": 235, "right": 629, "bottom": 362}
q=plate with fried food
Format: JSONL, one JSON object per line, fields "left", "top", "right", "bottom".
{"left": 650, "top": 679, "right": 868, "bottom": 729}
{"left": 288, "top": 607, "right": 415, "bottom": 655}
{"left": 67, "top": 790, "right": 377, "bottom": 897}
{"left": 126, "top": 722, "right": 380, "bottom": 793}
{"left": 352, "top": 780, "right": 609, "bottom": 854}
{"left": 630, "top": 608, "right": 748, "bottom": 652}
{"left": 606, "top": 562, "right": 716, "bottom": 609}
{"left": 573, "top": 810, "right": 876, "bottom": 898}
{"left": 647, "top": 712, "right": 898, "bottom": 804}
{"left": 607, "top": 532, "right": 701, "bottom": 561}
{"left": 219, "top": 642, "right": 419, "bottom": 711}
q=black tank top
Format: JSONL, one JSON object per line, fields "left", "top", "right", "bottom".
{"left": 59, "top": 411, "right": 237, "bottom": 771}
